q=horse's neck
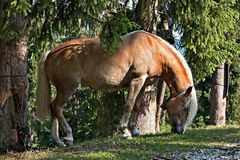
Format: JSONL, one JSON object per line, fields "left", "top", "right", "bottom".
{"left": 161, "top": 48, "right": 193, "bottom": 96}
{"left": 162, "top": 69, "right": 192, "bottom": 96}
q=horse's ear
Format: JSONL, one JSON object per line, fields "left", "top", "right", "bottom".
{"left": 160, "top": 101, "right": 167, "bottom": 110}
{"left": 185, "top": 86, "right": 193, "bottom": 96}
{"left": 160, "top": 103, "right": 167, "bottom": 110}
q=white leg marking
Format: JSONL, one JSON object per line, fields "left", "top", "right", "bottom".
{"left": 51, "top": 118, "right": 65, "bottom": 146}
{"left": 120, "top": 75, "right": 148, "bottom": 139}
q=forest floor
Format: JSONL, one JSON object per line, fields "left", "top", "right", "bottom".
{"left": 1, "top": 125, "right": 240, "bottom": 160}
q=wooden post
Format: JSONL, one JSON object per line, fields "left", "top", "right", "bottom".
{"left": 210, "top": 62, "right": 228, "bottom": 126}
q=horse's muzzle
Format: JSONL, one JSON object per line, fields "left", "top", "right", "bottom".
{"left": 171, "top": 123, "right": 185, "bottom": 134}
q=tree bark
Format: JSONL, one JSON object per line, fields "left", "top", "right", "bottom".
{"left": 135, "top": 0, "right": 158, "bottom": 33}
{"left": 134, "top": 0, "right": 160, "bottom": 134}
{"left": 0, "top": 13, "right": 29, "bottom": 152}
{"left": 136, "top": 85, "right": 158, "bottom": 134}
{"left": 210, "top": 62, "right": 228, "bottom": 126}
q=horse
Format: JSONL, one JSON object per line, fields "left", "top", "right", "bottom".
{"left": 36, "top": 30, "right": 198, "bottom": 146}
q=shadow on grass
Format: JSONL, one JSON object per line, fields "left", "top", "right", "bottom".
{"left": 1, "top": 126, "right": 239, "bottom": 160}
{"left": 46, "top": 126, "right": 239, "bottom": 159}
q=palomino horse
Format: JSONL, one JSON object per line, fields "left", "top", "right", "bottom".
{"left": 36, "top": 30, "right": 198, "bottom": 146}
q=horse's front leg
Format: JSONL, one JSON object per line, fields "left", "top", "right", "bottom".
{"left": 120, "top": 75, "right": 147, "bottom": 139}
{"left": 129, "top": 90, "right": 144, "bottom": 137}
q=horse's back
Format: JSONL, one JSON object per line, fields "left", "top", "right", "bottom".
{"left": 44, "top": 31, "right": 163, "bottom": 91}
{"left": 50, "top": 38, "right": 97, "bottom": 54}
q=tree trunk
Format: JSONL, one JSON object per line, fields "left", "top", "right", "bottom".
{"left": 210, "top": 62, "right": 228, "bottom": 126}
{"left": 136, "top": 85, "right": 157, "bottom": 134}
{"left": 134, "top": 0, "right": 160, "bottom": 134}
{"left": 0, "top": 13, "right": 29, "bottom": 152}
{"left": 135, "top": 0, "right": 158, "bottom": 33}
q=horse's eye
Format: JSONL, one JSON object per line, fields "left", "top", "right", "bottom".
{"left": 183, "top": 106, "right": 189, "bottom": 112}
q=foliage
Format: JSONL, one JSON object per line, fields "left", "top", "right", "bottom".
{"left": 227, "top": 52, "right": 240, "bottom": 123}
{"left": 97, "top": 91, "right": 126, "bottom": 136}
{"left": 64, "top": 87, "right": 101, "bottom": 141}
{"left": 100, "top": 11, "right": 139, "bottom": 54}
{"left": 27, "top": 0, "right": 104, "bottom": 51}
{"left": 27, "top": 41, "right": 52, "bottom": 147}
{"left": 167, "top": 0, "right": 239, "bottom": 82}
{"left": 226, "top": 1, "right": 240, "bottom": 122}
{"left": 27, "top": 0, "right": 139, "bottom": 54}
{"left": 2, "top": 126, "right": 240, "bottom": 159}
{"left": 159, "top": 0, "right": 240, "bottom": 126}
{"left": 0, "top": 0, "right": 31, "bottom": 40}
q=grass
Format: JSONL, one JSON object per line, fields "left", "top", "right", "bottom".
{"left": 1, "top": 125, "right": 240, "bottom": 160}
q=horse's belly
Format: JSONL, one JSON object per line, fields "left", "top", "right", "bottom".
{"left": 82, "top": 69, "right": 130, "bottom": 92}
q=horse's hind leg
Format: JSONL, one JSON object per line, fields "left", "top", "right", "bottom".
{"left": 50, "top": 85, "right": 78, "bottom": 146}
{"left": 50, "top": 101, "right": 64, "bottom": 146}
{"left": 120, "top": 75, "right": 147, "bottom": 138}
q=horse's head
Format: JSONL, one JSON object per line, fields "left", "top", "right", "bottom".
{"left": 161, "top": 86, "right": 198, "bottom": 134}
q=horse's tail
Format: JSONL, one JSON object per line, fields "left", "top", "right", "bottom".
{"left": 36, "top": 51, "right": 51, "bottom": 121}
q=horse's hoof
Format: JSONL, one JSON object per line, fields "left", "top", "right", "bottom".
{"left": 122, "top": 130, "right": 132, "bottom": 139}
{"left": 132, "top": 128, "right": 140, "bottom": 137}
{"left": 132, "top": 132, "right": 140, "bottom": 137}
{"left": 63, "top": 137, "right": 73, "bottom": 145}
{"left": 123, "top": 133, "right": 132, "bottom": 139}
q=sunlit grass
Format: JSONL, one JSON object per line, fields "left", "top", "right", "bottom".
{"left": 1, "top": 125, "right": 239, "bottom": 160}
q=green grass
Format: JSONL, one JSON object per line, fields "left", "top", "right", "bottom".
{"left": 1, "top": 125, "right": 240, "bottom": 160}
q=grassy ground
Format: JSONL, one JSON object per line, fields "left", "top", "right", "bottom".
{"left": 1, "top": 125, "right": 240, "bottom": 160}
